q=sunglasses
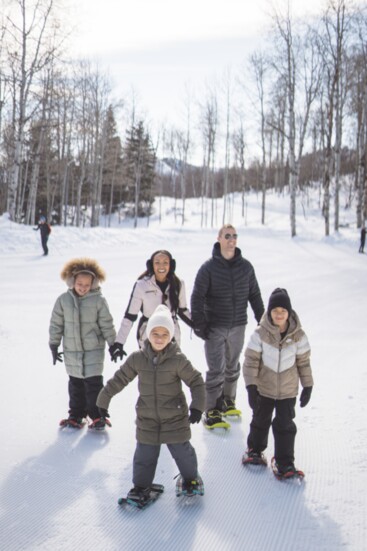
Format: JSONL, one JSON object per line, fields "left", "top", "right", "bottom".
{"left": 223, "top": 233, "right": 238, "bottom": 240}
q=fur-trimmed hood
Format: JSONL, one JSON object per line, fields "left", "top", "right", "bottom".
{"left": 61, "top": 258, "right": 106, "bottom": 289}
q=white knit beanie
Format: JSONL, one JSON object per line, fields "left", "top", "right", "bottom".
{"left": 146, "top": 305, "right": 174, "bottom": 340}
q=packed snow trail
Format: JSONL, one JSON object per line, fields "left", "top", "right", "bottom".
{"left": 0, "top": 195, "right": 366, "bottom": 550}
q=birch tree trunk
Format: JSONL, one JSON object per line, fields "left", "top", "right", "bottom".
{"left": 5, "top": 0, "right": 58, "bottom": 222}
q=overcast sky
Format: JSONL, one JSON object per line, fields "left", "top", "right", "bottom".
{"left": 68, "top": 1, "right": 329, "bottom": 127}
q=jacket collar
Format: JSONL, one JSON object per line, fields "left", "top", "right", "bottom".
{"left": 212, "top": 241, "right": 242, "bottom": 263}
{"left": 142, "top": 340, "right": 178, "bottom": 363}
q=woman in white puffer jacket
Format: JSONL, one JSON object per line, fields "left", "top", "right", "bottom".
{"left": 109, "top": 250, "right": 193, "bottom": 361}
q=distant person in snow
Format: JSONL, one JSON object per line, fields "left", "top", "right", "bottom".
{"left": 191, "top": 224, "right": 264, "bottom": 429}
{"left": 49, "top": 258, "right": 116, "bottom": 430}
{"left": 33, "top": 215, "right": 51, "bottom": 256}
{"left": 109, "top": 250, "right": 193, "bottom": 362}
{"left": 359, "top": 225, "right": 366, "bottom": 253}
{"left": 97, "top": 304, "right": 205, "bottom": 504}
{"left": 242, "top": 288, "right": 313, "bottom": 477}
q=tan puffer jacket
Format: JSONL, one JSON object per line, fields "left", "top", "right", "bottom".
{"left": 243, "top": 310, "right": 313, "bottom": 400}
{"left": 97, "top": 341, "right": 205, "bottom": 445}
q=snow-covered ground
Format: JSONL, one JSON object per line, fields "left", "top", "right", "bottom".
{"left": 0, "top": 189, "right": 366, "bottom": 551}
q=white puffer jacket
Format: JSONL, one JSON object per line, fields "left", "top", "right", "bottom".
{"left": 116, "top": 275, "right": 191, "bottom": 347}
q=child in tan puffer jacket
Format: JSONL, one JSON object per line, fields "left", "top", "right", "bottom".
{"left": 242, "top": 288, "right": 313, "bottom": 477}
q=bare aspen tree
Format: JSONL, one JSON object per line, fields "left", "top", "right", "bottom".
{"left": 271, "top": 5, "right": 321, "bottom": 236}
{"left": 221, "top": 67, "right": 233, "bottom": 224}
{"left": 268, "top": 77, "right": 287, "bottom": 194}
{"left": 316, "top": 0, "right": 351, "bottom": 235}
{"left": 232, "top": 119, "right": 247, "bottom": 219}
{"left": 166, "top": 128, "right": 178, "bottom": 222}
{"left": 351, "top": 10, "right": 367, "bottom": 227}
{"left": 0, "top": 23, "right": 8, "bottom": 164}
{"left": 199, "top": 83, "right": 218, "bottom": 228}
{"left": 89, "top": 69, "right": 111, "bottom": 227}
{"left": 271, "top": 6, "right": 299, "bottom": 236}
{"left": 249, "top": 51, "right": 269, "bottom": 225}
{"left": 24, "top": 68, "right": 53, "bottom": 225}
{"left": 177, "top": 84, "right": 193, "bottom": 226}
{"left": 56, "top": 70, "right": 77, "bottom": 226}
{"left": 4, "top": 0, "right": 61, "bottom": 222}
{"left": 322, "top": 0, "right": 350, "bottom": 232}
{"left": 175, "top": 128, "right": 190, "bottom": 226}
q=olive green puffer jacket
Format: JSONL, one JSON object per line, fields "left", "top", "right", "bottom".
{"left": 97, "top": 341, "right": 205, "bottom": 445}
{"left": 49, "top": 288, "right": 116, "bottom": 378}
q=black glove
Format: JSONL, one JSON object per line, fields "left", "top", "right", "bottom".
{"left": 49, "top": 344, "right": 63, "bottom": 365}
{"left": 246, "top": 385, "right": 259, "bottom": 410}
{"left": 193, "top": 324, "right": 210, "bottom": 340}
{"left": 300, "top": 386, "right": 312, "bottom": 408}
{"left": 188, "top": 409, "right": 202, "bottom": 424}
{"left": 109, "top": 342, "right": 126, "bottom": 362}
{"left": 98, "top": 408, "right": 110, "bottom": 419}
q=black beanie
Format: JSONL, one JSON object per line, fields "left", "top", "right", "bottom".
{"left": 267, "top": 288, "right": 292, "bottom": 317}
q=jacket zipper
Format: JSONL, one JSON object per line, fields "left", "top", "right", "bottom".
{"left": 277, "top": 343, "right": 282, "bottom": 399}
{"left": 153, "top": 355, "right": 161, "bottom": 441}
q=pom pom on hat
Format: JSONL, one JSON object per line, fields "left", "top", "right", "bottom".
{"left": 267, "top": 288, "right": 292, "bottom": 317}
{"left": 146, "top": 305, "right": 175, "bottom": 340}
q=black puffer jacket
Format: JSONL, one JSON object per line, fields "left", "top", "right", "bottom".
{"left": 191, "top": 242, "right": 264, "bottom": 329}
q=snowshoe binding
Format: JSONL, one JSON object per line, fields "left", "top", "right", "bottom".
{"left": 242, "top": 449, "right": 267, "bottom": 466}
{"left": 118, "top": 484, "right": 164, "bottom": 509}
{"left": 175, "top": 475, "right": 204, "bottom": 497}
{"left": 203, "top": 409, "right": 230, "bottom": 430}
{"left": 59, "top": 416, "right": 85, "bottom": 429}
{"left": 271, "top": 458, "right": 304, "bottom": 481}
{"left": 222, "top": 398, "right": 242, "bottom": 418}
{"left": 88, "top": 416, "right": 112, "bottom": 431}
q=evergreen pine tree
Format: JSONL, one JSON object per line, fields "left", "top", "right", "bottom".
{"left": 122, "top": 121, "right": 156, "bottom": 224}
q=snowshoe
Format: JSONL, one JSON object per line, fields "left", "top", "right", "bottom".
{"left": 271, "top": 457, "right": 304, "bottom": 481}
{"left": 242, "top": 449, "right": 267, "bottom": 466}
{"left": 88, "top": 417, "right": 112, "bottom": 431}
{"left": 118, "top": 484, "right": 164, "bottom": 509}
{"left": 203, "top": 409, "right": 230, "bottom": 430}
{"left": 222, "top": 398, "right": 242, "bottom": 417}
{"left": 59, "top": 416, "right": 85, "bottom": 429}
{"left": 175, "top": 475, "right": 204, "bottom": 497}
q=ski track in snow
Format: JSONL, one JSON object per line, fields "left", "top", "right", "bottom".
{"left": 0, "top": 193, "right": 366, "bottom": 550}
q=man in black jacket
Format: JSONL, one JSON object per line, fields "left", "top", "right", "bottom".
{"left": 191, "top": 224, "right": 264, "bottom": 428}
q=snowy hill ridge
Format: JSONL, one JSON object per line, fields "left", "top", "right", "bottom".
{"left": 0, "top": 192, "right": 366, "bottom": 550}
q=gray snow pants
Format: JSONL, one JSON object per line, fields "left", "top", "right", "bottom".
{"left": 204, "top": 325, "right": 245, "bottom": 410}
{"left": 133, "top": 441, "right": 198, "bottom": 488}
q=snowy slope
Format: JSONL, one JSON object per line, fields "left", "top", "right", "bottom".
{"left": 0, "top": 191, "right": 366, "bottom": 551}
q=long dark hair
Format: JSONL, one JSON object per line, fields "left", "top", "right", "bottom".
{"left": 138, "top": 250, "right": 181, "bottom": 314}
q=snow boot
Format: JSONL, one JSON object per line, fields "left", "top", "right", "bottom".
{"left": 271, "top": 458, "right": 304, "bottom": 480}
{"left": 242, "top": 449, "right": 267, "bottom": 466}
{"left": 126, "top": 486, "right": 151, "bottom": 504}
{"left": 203, "top": 409, "right": 230, "bottom": 429}
{"left": 222, "top": 397, "right": 242, "bottom": 417}
{"left": 59, "top": 415, "right": 85, "bottom": 429}
{"left": 176, "top": 475, "right": 204, "bottom": 497}
{"left": 88, "top": 416, "right": 112, "bottom": 431}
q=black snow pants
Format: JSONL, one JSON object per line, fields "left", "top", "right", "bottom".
{"left": 247, "top": 395, "right": 297, "bottom": 466}
{"left": 68, "top": 375, "right": 103, "bottom": 420}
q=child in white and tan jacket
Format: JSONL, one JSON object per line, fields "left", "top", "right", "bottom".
{"left": 242, "top": 288, "right": 313, "bottom": 476}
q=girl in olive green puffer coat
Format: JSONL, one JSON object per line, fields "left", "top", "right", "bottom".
{"left": 49, "top": 258, "right": 116, "bottom": 429}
